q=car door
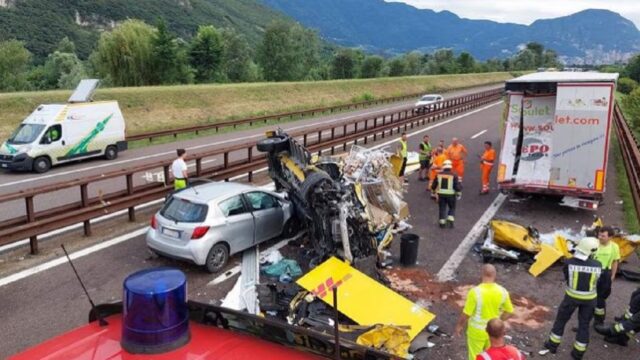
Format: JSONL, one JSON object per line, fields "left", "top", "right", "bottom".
{"left": 244, "top": 191, "right": 284, "bottom": 243}
{"left": 217, "top": 195, "right": 255, "bottom": 254}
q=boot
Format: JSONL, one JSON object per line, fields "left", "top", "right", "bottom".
{"left": 570, "top": 348, "right": 585, "bottom": 360}
{"left": 542, "top": 340, "right": 558, "bottom": 354}
{"left": 438, "top": 222, "right": 446, "bottom": 228}
{"left": 447, "top": 220, "right": 454, "bottom": 229}
{"left": 604, "top": 335, "right": 629, "bottom": 347}
{"left": 594, "top": 323, "right": 614, "bottom": 336}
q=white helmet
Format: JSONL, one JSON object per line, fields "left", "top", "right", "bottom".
{"left": 574, "top": 237, "right": 599, "bottom": 260}
{"left": 442, "top": 160, "right": 453, "bottom": 169}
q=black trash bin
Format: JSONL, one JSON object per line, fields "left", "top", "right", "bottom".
{"left": 400, "top": 233, "right": 420, "bottom": 266}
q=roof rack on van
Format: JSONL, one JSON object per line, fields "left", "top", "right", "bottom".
{"left": 68, "top": 79, "right": 100, "bottom": 103}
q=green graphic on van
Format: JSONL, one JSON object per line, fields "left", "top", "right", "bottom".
{"left": 65, "top": 113, "right": 113, "bottom": 157}
{"left": 3, "top": 142, "right": 18, "bottom": 154}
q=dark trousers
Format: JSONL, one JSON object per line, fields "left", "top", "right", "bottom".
{"left": 595, "top": 270, "right": 612, "bottom": 322}
{"left": 547, "top": 295, "right": 595, "bottom": 358}
{"left": 438, "top": 195, "right": 456, "bottom": 223}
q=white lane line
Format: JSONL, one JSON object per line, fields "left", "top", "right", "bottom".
{"left": 0, "top": 101, "right": 500, "bottom": 286}
{"left": 0, "top": 104, "right": 412, "bottom": 189}
{"left": 0, "top": 227, "right": 149, "bottom": 288}
{"left": 471, "top": 129, "right": 488, "bottom": 139}
{"left": 436, "top": 193, "right": 507, "bottom": 282}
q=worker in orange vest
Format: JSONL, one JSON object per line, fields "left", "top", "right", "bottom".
{"left": 480, "top": 141, "right": 496, "bottom": 194}
{"left": 429, "top": 146, "right": 448, "bottom": 198}
{"left": 446, "top": 137, "right": 468, "bottom": 181}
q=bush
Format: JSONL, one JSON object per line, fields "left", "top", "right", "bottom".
{"left": 352, "top": 92, "right": 375, "bottom": 103}
{"left": 622, "top": 87, "right": 640, "bottom": 129}
{"left": 618, "top": 77, "right": 638, "bottom": 94}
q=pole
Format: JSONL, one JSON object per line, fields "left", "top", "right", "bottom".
{"left": 333, "top": 286, "right": 340, "bottom": 360}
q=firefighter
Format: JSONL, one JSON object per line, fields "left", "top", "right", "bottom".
{"left": 397, "top": 132, "right": 408, "bottom": 183}
{"left": 595, "top": 292, "right": 640, "bottom": 346}
{"left": 593, "top": 226, "right": 620, "bottom": 326}
{"left": 429, "top": 146, "right": 447, "bottom": 198}
{"left": 480, "top": 141, "right": 496, "bottom": 194}
{"left": 431, "top": 160, "right": 462, "bottom": 228}
{"left": 455, "top": 264, "right": 514, "bottom": 360}
{"left": 172, "top": 148, "right": 189, "bottom": 190}
{"left": 476, "top": 319, "right": 525, "bottom": 360}
{"left": 540, "top": 237, "right": 601, "bottom": 360}
{"left": 446, "top": 137, "right": 468, "bottom": 181}
{"left": 418, "top": 135, "right": 432, "bottom": 181}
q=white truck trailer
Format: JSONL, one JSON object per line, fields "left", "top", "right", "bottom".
{"left": 497, "top": 72, "right": 619, "bottom": 210}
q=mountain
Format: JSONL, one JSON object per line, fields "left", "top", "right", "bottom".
{"left": 0, "top": 0, "right": 291, "bottom": 60}
{"left": 261, "top": 0, "right": 640, "bottom": 64}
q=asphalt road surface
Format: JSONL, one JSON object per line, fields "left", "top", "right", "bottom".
{"left": 1, "top": 98, "right": 638, "bottom": 359}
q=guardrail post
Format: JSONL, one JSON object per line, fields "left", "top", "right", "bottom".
{"left": 26, "top": 196, "right": 37, "bottom": 254}
{"left": 163, "top": 165, "right": 170, "bottom": 187}
{"left": 196, "top": 158, "right": 202, "bottom": 177}
{"left": 303, "top": 134, "right": 308, "bottom": 147}
{"left": 80, "top": 184, "right": 91, "bottom": 236}
{"left": 248, "top": 147, "right": 253, "bottom": 182}
{"left": 126, "top": 174, "right": 135, "bottom": 222}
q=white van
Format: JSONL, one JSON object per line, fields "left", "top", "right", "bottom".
{"left": 0, "top": 80, "right": 127, "bottom": 173}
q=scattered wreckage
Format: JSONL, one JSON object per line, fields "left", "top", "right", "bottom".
{"left": 477, "top": 217, "right": 640, "bottom": 277}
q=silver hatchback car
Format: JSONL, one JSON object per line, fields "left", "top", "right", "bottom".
{"left": 146, "top": 182, "right": 294, "bottom": 273}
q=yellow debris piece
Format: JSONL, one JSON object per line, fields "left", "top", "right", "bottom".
{"left": 612, "top": 236, "right": 640, "bottom": 260}
{"left": 356, "top": 325, "right": 411, "bottom": 358}
{"left": 491, "top": 220, "right": 542, "bottom": 253}
{"left": 389, "top": 154, "right": 404, "bottom": 177}
{"left": 529, "top": 243, "right": 564, "bottom": 277}
{"left": 296, "top": 257, "right": 435, "bottom": 340}
{"left": 554, "top": 235, "right": 573, "bottom": 259}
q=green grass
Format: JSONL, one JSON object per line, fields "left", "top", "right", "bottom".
{"left": 0, "top": 72, "right": 514, "bottom": 142}
{"left": 612, "top": 95, "right": 640, "bottom": 233}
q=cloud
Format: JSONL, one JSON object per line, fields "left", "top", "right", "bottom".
{"left": 389, "top": 0, "right": 640, "bottom": 28}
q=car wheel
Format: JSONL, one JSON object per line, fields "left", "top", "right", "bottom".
{"left": 32, "top": 156, "right": 51, "bottom": 173}
{"left": 256, "top": 136, "right": 288, "bottom": 153}
{"left": 205, "top": 243, "right": 229, "bottom": 273}
{"left": 104, "top": 145, "right": 118, "bottom": 160}
{"left": 282, "top": 218, "right": 300, "bottom": 239}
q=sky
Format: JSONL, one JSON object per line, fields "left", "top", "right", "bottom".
{"left": 391, "top": 0, "right": 640, "bottom": 28}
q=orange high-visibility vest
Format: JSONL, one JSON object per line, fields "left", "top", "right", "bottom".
{"left": 481, "top": 149, "right": 496, "bottom": 166}
{"left": 446, "top": 144, "right": 467, "bottom": 161}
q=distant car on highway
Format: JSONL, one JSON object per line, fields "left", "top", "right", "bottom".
{"left": 414, "top": 94, "right": 444, "bottom": 113}
{"left": 146, "top": 182, "right": 295, "bottom": 273}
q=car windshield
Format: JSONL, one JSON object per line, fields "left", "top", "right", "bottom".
{"left": 160, "top": 197, "right": 208, "bottom": 223}
{"left": 420, "top": 96, "right": 437, "bottom": 101}
{"left": 7, "top": 124, "right": 45, "bottom": 144}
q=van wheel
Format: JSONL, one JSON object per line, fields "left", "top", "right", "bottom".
{"left": 32, "top": 157, "right": 51, "bottom": 173}
{"left": 205, "top": 243, "right": 229, "bottom": 273}
{"left": 104, "top": 145, "right": 118, "bottom": 160}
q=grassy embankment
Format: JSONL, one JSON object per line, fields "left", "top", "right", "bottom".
{"left": 0, "top": 72, "right": 515, "bottom": 145}
{"left": 613, "top": 92, "right": 640, "bottom": 233}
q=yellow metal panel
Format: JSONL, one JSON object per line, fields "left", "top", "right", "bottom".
{"left": 612, "top": 236, "right": 639, "bottom": 260}
{"left": 296, "top": 257, "right": 435, "bottom": 340}
{"left": 529, "top": 244, "right": 563, "bottom": 277}
{"left": 281, "top": 155, "right": 306, "bottom": 182}
{"left": 389, "top": 154, "right": 403, "bottom": 177}
{"left": 554, "top": 235, "right": 573, "bottom": 259}
{"left": 595, "top": 170, "right": 605, "bottom": 191}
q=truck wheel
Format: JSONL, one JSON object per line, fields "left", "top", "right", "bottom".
{"left": 256, "top": 136, "right": 288, "bottom": 153}
{"left": 300, "top": 171, "right": 334, "bottom": 204}
{"left": 205, "top": 243, "right": 229, "bottom": 273}
{"left": 32, "top": 157, "right": 51, "bottom": 173}
{"left": 104, "top": 145, "right": 118, "bottom": 160}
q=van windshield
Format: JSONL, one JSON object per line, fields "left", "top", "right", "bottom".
{"left": 8, "top": 124, "right": 45, "bottom": 144}
{"left": 161, "top": 197, "right": 208, "bottom": 223}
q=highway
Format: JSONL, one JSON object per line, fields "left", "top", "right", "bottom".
{"left": 0, "top": 91, "right": 638, "bottom": 359}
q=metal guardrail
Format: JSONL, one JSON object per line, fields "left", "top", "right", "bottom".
{"left": 613, "top": 102, "right": 640, "bottom": 222}
{"left": 124, "top": 84, "right": 502, "bottom": 142}
{"left": 0, "top": 89, "right": 503, "bottom": 254}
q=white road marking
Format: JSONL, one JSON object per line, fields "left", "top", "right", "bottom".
{"left": 0, "top": 227, "right": 149, "bottom": 288}
{"left": 471, "top": 129, "right": 488, "bottom": 139}
{"left": 436, "top": 193, "right": 507, "bottom": 282}
{"left": 0, "top": 101, "right": 501, "bottom": 286}
{"left": 0, "top": 103, "right": 412, "bottom": 189}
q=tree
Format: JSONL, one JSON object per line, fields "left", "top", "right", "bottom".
{"left": 387, "top": 57, "right": 407, "bottom": 77}
{"left": 624, "top": 55, "right": 640, "bottom": 83}
{"left": 360, "top": 55, "right": 384, "bottom": 78}
{"left": 618, "top": 78, "right": 638, "bottom": 95}
{"left": 259, "top": 21, "right": 319, "bottom": 81}
{"left": 92, "top": 20, "right": 156, "bottom": 86}
{"left": 542, "top": 49, "right": 560, "bottom": 68}
{"left": 511, "top": 49, "right": 537, "bottom": 70}
{"left": 0, "top": 40, "right": 32, "bottom": 91}
{"left": 526, "top": 42, "right": 545, "bottom": 67}
{"left": 623, "top": 87, "right": 640, "bottom": 129}
{"left": 457, "top": 52, "right": 476, "bottom": 73}
{"left": 56, "top": 37, "right": 76, "bottom": 54}
{"left": 190, "top": 25, "right": 224, "bottom": 83}
{"left": 220, "top": 28, "right": 255, "bottom": 82}
{"left": 331, "top": 49, "right": 357, "bottom": 79}
{"left": 151, "top": 19, "right": 192, "bottom": 84}
{"left": 37, "top": 37, "right": 87, "bottom": 90}
{"left": 403, "top": 51, "right": 423, "bottom": 76}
